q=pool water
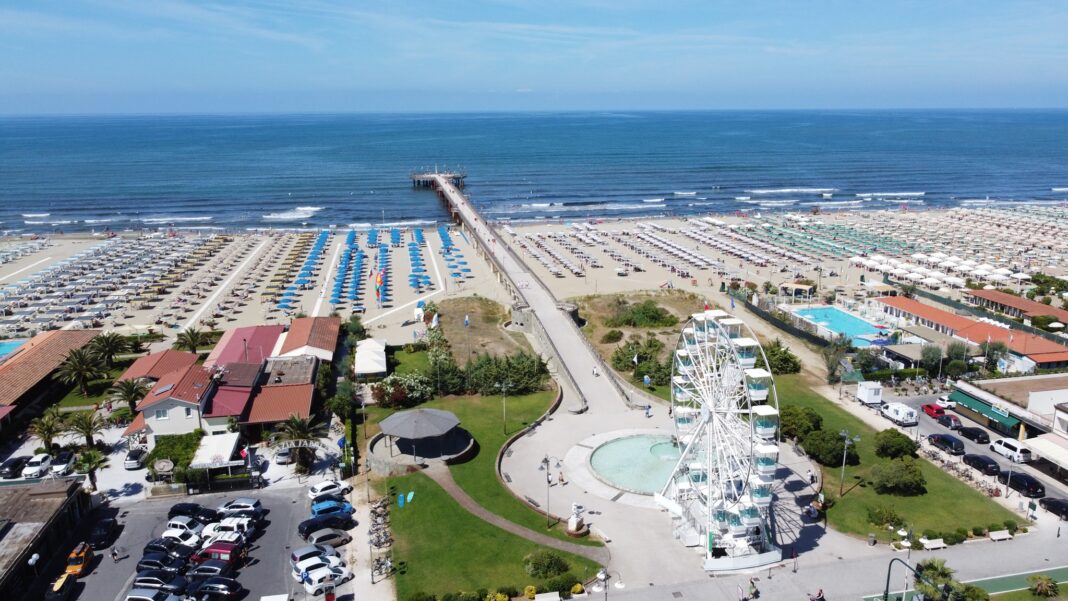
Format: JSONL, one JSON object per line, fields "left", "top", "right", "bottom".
{"left": 794, "top": 306, "right": 881, "bottom": 347}
{"left": 589, "top": 434, "right": 681, "bottom": 495}
{"left": 0, "top": 340, "right": 26, "bottom": 360}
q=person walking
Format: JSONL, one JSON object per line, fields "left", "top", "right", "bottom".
{"left": 748, "top": 577, "right": 759, "bottom": 599}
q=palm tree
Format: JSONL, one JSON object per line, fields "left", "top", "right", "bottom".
{"left": 75, "top": 449, "right": 109, "bottom": 490}
{"left": 89, "top": 332, "right": 128, "bottom": 369}
{"left": 914, "top": 558, "right": 955, "bottom": 599}
{"left": 111, "top": 378, "right": 150, "bottom": 413}
{"left": 28, "top": 410, "right": 65, "bottom": 450}
{"left": 1028, "top": 575, "right": 1060, "bottom": 598}
{"left": 54, "top": 348, "right": 107, "bottom": 397}
{"left": 65, "top": 411, "right": 108, "bottom": 449}
{"left": 174, "top": 327, "right": 206, "bottom": 354}
{"left": 271, "top": 415, "right": 328, "bottom": 471}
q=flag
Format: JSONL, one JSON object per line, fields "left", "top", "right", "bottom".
{"left": 464, "top": 314, "right": 469, "bottom": 328}
{"left": 337, "top": 436, "right": 347, "bottom": 449}
{"left": 704, "top": 302, "right": 709, "bottom": 311}
{"left": 632, "top": 353, "right": 639, "bottom": 366}
{"left": 239, "top": 446, "right": 248, "bottom": 459}
{"left": 431, "top": 313, "right": 439, "bottom": 328}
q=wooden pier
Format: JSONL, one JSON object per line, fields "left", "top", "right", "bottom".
{"left": 410, "top": 170, "right": 465, "bottom": 188}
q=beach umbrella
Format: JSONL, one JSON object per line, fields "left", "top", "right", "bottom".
{"left": 1049, "top": 322, "right": 1065, "bottom": 329}
{"left": 1011, "top": 272, "right": 1031, "bottom": 281}
{"left": 906, "top": 272, "right": 924, "bottom": 281}
{"left": 993, "top": 267, "right": 1013, "bottom": 276}
{"left": 988, "top": 274, "right": 1009, "bottom": 283}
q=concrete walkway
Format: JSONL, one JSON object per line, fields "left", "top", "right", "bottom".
{"left": 423, "top": 464, "right": 610, "bottom": 565}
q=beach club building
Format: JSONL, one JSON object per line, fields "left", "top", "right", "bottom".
{"left": 962, "top": 288, "right": 1068, "bottom": 327}
{"left": 873, "top": 296, "right": 1068, "bottom": 372}
{"left": 0, "top": 330, "right": 98, "bottom": 433}
{"left": 271, "top": 316, "right": 341, "bottom": 362}
{"left": 135, "top": 364, "right": 217, "bottom": 443}
{"left": 117, "top": 349, "right": 197, "bottom": 383}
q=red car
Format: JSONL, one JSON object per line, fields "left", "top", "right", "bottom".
{"left": 922, "top": 404, "right": 945, "bottom": 418}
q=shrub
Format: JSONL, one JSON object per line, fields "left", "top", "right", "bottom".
{"left": 764, "top": 338, "right": 801, "bottom": 374}
{"left": 407, "top": 593, "right": 437, "bottom": 601}
{"left": 571, "top": 584, "right": 584, "bottom": 595}
{"left": 803, "top": 429, "right": 859, "bottom": 467}
{"left": 955, "top": 527, "right": 969, "bottom": 539}
{"left": 605, "top": 300, "right": 677, "bottom": 328}
{"left": 545, "top": 574, "right": 580, "bottom": 599}
{"left": 1003, "top": 519, "right": 1018, "bottom": 534}
{"left": 988, "top": 522, "right": 1004, "bottom": 534}
{"left": 465, "top": 352, "right": 548, "bottom": 396}
{"left": 945, "top": 360, "right": 968, "bottom": 378}
{"left": 779, "top": 405, "right": 823, "bottom": 440}
{"left": 922, "top": 529, "right": 939, "bottom": 540}
{"left": 871, "top": 456, "right": 926, "bottom": 495}
{"left": 972, "top": 526, "right": 986, "bottom": 536}
{"left": 524, "top": 586, "right": 537, "bottom": 600}
{"left": 864, "top": 368, "right": 927, "bottom": 382}
{"left": 866, "top": 505, "right": 903, "bottom": 528}
{"left": 498, "top": 587, "right": 519, "bottom": 599}
{"left": 943, "top": 531, "right": 965, "bottom": 545}
{"left": 485, "top": 593, "right": 509, "bottom": 601}
{"left": 600, "top": 330, "right": 624, "bottom": 344}
{"left": 523, "top": 550, "right": 569, "bottom": 579}
{"left": 873, "top": 429, "right": 918, "bottom": 459}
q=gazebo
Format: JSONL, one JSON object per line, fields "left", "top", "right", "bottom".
{"left": 378, "top": 408, "right": 469, "bottom": 464}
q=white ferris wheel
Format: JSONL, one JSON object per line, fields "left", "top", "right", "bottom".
{"left": 655, "top": 309, "right": 782, "bottom": 571}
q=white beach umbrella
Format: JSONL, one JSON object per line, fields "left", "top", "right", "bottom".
{"left": 922, "top": 277, "right": 941, "bottom": 287}
{"left": 1049, "top": 322, "right": 1065, "bottom": 330}
{"left": 945, "top": 277, "right": 966, "bottom": 287}
{"left": 871, "top": 254, "right": 887, "bottom": 262}
{"left": 892, "top": 268, "right": 910, "bottom": 277}
{"left": 930, "top": 252, "right": 948, "bottom": 260}
{"left": 849, "top": 256, "right": 865, "bottom": 264}
{"left": 907, "top": 272, "right": 925, "bottom": 281}
{"left": 977, "top": 263, "right": 996, "bottom": 271}
{"left": 939, "top": 260, "right": 958, "bottom": 269}
{"left": 947, "top": 255, "right": 963, "bottom": 263}
{"left": 960, "top": 259, "right": 977, "bottom": 266}
{"left": 988, "top": 274, "right": 1010, "bottom": 283}
{"left": 878, "top": 263, "right": 894, "bottom": 272}
{"left": 911, "top": 253, "right": 928, "bottom": 260}
{"left": 1011, "top": 272, "right": 1031, "bottom": 281}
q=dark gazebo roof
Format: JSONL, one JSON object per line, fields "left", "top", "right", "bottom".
{"left": 379, "top": 408, "right": 460, "bottom": 439}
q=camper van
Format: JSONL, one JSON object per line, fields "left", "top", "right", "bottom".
{"left": 880, "top": 402, "right": 918, "bottom": 426}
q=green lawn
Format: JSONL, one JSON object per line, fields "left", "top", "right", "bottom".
{"left": 360, "top": 390, "right": 602, "bottom": 546}
{"left": 55, "top": 361, "right": 132, "bottom": 408}
{"left": 392, "top": 349, "right": 430, "bottom": 375}
{"left": 776, "top": 374, "right": 1019, "bottom": 541}
{"left": 386, "top": 471, "right": 600, "bottom": 601}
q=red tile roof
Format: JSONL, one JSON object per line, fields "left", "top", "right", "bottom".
{"left": 244, "top": 383, "right": 314, "bottom": 425}
{"left": 122, "top": 412, "right": 146, "bottom": 436}
{"left": 877, "top": 297, "right": 974, "bottom": 332}
{"left": 279, "top": 317, "right": 341, "bottom": 356}
{"left": 0, "top": 330, "right": 99, "bottom": 406}
{"left": 204, "top": 385, "right": 253, "bottom": 418}
{"left": 137, "top": 364, "right": 215, "bottom": 410}
{"left": 205, "top": 325, "right": 284, "bottom": 368}
{"left": 118, "top": 350, "right": 198, "bottom": 382}
{"left": 964, "top": 289, "right": 1068, "bottom": 323}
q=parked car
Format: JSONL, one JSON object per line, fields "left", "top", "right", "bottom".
{"left": 275, "top": 448, "right": 294, "bottom": 465}
{"left": 997, "top": 472, "right": 1045, "bottom": 498}
{"left": 143, "top": 538, "right": 195, "bottom": 562}
{"left": 185, "top": 576, "right": 242, "bottom": 600}
{"left": 307, "top": 480, "right": 353, "bottom": 499}
{"left": 289, "top": 544, "right": 341, "bottom": 569}
{"left": 302, "top": 565, "right": 354, "bottom": 595}
{"left": 936, "top": 414, "right": 962, "bottom": 430}
{"left": 88, "top": 518, "right": 118, "bottom": 550}
{"left": 921, "top": 404, "right": 945, "bottom": 418}
{"left": 957, "top": 427, "right": 990, "bottom": 444}
{"left": 216, "top": 497, "right": 263, "bottom": 517}
{"left": 125, "top": 588, "right": 182, "bottom": 601}
{"left": 190, "top": 541, "right": 247, "bottom": 567}
{"left": 161, "top": 528, "right": 201, "bottom": 549}
{"left": 125, "top": 448, "right": 147, "bottom": 469}
{"left": 45, "top": 573, "right": 77, "bottom": 601}
{"left": 305, "top": 528, "right": 351, "bottom": 547}
{"left": 298, "top": 514, "right": 355, "bottom": 539}
{"left": 51, "top": 451, "right": 76, "bottom": 476}
{"left": 292, "top": 555, "right": 346, "bottom": 583}
{"left": 136, "top": 553, "right": 188, "bottom": 575}
{"left": 880, "top": 402, "right": 918, "bottom": 426}
{"left": 22, "top": 453, "right": 52, "bottom": 478}
{"left": 185, "top": 559, "right": 234, "bottom": 582}
{"left": 936, "top": 394, "right": 956, "bottom": 409}
{"left": 132, "top": 570, "right": 188, "bottom": 594}
{"left": 64, "top": 542, "right": 94, "bottom": 577}
{"left": 310, "top": 499, "right": 354, "bottom": 518}
{"left": 1038, "top": 497, "right": 1068, "bottom": 520}
{"left": 309, "top": 493, "right": 347, "bottom": 507}
{"left": 928, "top": 433, "right": 965, "bottom": 455}
{"left": 166, "top": 516, "right": 206, "bottom": 536}
{"left": 202, "top": 517, "right": 256, "bottom": 543}
{"left": 0, "top": 456, "right": 30, "bottom": 479}
{"left": 990, "top": 438, "right": 1033, "bottom": 463}
{"left": 167, "top": 503, "right": 221, "bottom": 525}
{"left": 962, "top": 454, "right": 1001, "bottom": 476}
{"left": 225, "top": 508, "right": 264, "bottom": 525}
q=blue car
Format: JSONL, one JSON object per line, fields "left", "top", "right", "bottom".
{"left": 310, "top": 499, "right": 354, "bottom": 518}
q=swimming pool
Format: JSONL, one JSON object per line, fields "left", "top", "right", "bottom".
{"left": 794, "top": 306, "right": 881, "bottom": 347}
{"left": 589, "top": 434, "right": 681, "bottom": 495}
{"left": 0, "top": 339, "right": 26, "bottom": 360}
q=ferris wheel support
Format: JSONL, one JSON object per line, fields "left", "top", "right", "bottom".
{"left": 654, "top": 309, "right": 783, "bottom": 571}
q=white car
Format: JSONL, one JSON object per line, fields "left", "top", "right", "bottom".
{"left": 307, "top": 480, "right": 353, "bottom": 500}
{"left": 291, "top": 555, "right": 346, "bottom": 583}
{"left": 160, "top": 528, "right": 202, "bottom": 548}
{"left": 217, "top": 497, "right": 263, "bottom": 516}
{"left": 51, "top": 451, "right": 76, "bottom": 476}
{"left": 202, "top": 518, "right": 254, "bottom": 544}
{"left": 290, "top": 544, "right": 341, "bottom": 569}
{"left": 935, "top": 394, "right": 956, "bottom": 409}
{"left": 165, "top": 516, "right": 206, "bottom": 536}
{"left": 302, "top": 565, "right": 354, "bottom": 595}
{"left": 22, "top": 453, "right": 52, "bottom": 478}
{"left": 200, "top": 531, "right": 243, "bottom": 549}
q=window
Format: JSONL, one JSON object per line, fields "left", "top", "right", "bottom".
{"left": 154, "top": 409, "right": 167, "bottom": 420}
{"left": 185, "top": 407, "right": 193, "bottom": 418}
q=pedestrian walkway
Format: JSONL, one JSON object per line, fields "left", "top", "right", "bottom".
{"left": 423, "top": 464, "right": 610, "bottom": 565}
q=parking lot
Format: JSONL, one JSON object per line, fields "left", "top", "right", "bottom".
{"left": 73, "top": 488, "right": 356, "bottom": 601}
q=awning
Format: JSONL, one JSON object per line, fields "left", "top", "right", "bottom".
{"left": 949, "top": 390, "right": 1021, "bottom": 429}
{"left": 1024, "top": 433, "right": 1068, "bottom": 470}
{"left": 189, "top": 432, "right": 245, "bottom": 469}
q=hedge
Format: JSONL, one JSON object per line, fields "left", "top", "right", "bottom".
{"left": 864, "top": 367, "right": 927, "bottom": 382}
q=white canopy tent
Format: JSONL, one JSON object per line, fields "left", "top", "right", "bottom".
{"left": 354, "top": 338, "right": 388, "bottom": 376}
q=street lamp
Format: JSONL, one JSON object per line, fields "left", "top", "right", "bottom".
{"left": 594, "top": 568, "right": 624, "bottom": 601}
{"left": 497, "top": 380, "right": 512, "bottom": 436}
{"left": 839, "top": 429, "right": 861, "bottom": 496}
{"left": 539, "top": 454, "right": 561, "bottom": 529}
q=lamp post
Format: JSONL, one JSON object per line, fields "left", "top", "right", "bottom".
{"left": 595, "top": 568, "right": 624, "bottom": 601}
{"left": 539, "top": 454, "right": 561, "bottom": 529}
{"left": 839, "top": 429, "right": 861, "bottom": 496}
{"left": 497, "top": 380, "right": 512, "bottom": 436}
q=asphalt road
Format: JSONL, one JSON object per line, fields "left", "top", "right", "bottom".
{"left": 74, "top": 488, "right": 313, "bottom": 601}
{"left": 868, "top": 393, "right": 1068, "bottom": 503}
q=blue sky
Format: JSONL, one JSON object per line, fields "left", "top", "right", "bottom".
{"left": 1, "top": 1, "right": 1067, "bottom": 113}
